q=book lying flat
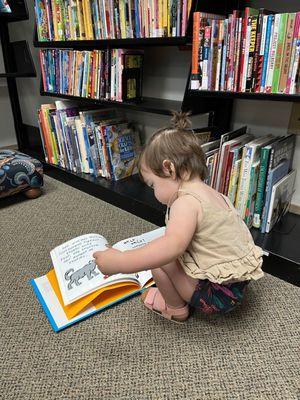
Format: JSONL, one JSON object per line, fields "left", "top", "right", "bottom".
{"left": 31, "top": 227, "right": 165, "bottom": 332}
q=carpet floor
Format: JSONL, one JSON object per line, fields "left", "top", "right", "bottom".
{"left": 1, "top": 176, "right": 299, "bottom": 400}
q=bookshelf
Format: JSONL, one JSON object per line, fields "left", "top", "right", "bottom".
{"left": 0, "top": 0, "right": 36, "bottom": 150}
{"left": 16, "top": 0, "right": 300, "bottom": 275}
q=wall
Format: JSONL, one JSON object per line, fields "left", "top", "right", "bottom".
{"left": 3, "top": 0, "right": 300, "bottom": 205}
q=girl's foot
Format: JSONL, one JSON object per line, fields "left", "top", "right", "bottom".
{"left": 141, "top": 287, "right": 189, "bottom": 323}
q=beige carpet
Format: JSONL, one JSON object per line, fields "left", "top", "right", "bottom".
{"left": 1, "top": 176, "right": 299, "bottom": 400}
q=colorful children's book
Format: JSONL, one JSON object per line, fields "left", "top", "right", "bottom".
{"left": 31, "top": 227, "right": 165, "bottom": 332}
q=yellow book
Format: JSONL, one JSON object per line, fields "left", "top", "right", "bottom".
{"left": 40, "top": 104, "right": 59, "bottom": 165}
{"left": 162, "top": 0, "right": 168, "bottom": 36}
{"left": 31, "top": 228, "right": 165, "bottom": 332}
{"left": 158, "top": 0, "right": 163, "bottom": 37}
{"left": 83, "top": 0, "right": 94, "bottom": 39}
{"left": 119, "top": 0, "right": 126, "bottom": 38}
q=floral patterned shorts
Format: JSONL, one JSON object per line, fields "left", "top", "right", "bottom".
{"left": 189, "top": 279, "right": 250, "bottom": 314}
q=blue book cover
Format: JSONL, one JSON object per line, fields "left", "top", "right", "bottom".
{"left": 261, "top": 14, "right": 274, "bottom": 92}
{"left": 30, "top": 276, "right": 145, "bottom": 332}
{"left": 260, "top": 159, "right": 289, "bottom": 233}
{"left": 134, "top": 0, "right": 140, "bottom": 38}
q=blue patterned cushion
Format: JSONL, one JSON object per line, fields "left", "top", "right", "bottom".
{"left": 0, "top": 150, "right": 43, "bottom": 198}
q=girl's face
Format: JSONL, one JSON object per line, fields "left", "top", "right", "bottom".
{"left": 141, "top": 167, "right": 180, "bottom": 205}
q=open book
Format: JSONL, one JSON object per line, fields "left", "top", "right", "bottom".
{"left": 31, "top": 227, "right": 165, "bottom": 332}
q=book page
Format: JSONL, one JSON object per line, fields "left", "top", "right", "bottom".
{"left": 112, "top": 227, "right": 166, "bottom": 287}
{"left": 50, "top": 233, "right": 127, "bottom": 305}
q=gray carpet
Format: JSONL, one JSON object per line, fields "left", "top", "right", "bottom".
{"left": 1, "top": 176, "right": 299, "bottom": 400}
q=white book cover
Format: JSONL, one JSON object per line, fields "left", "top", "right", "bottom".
{"left": 266, "top": 170, "right": 296, "bottom": 233}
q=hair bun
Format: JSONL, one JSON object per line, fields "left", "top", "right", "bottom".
{"left": 170, "top": 111, "right": 192, "bottom": 130}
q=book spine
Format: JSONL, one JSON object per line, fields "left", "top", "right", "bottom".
{"left": 223, "top": 151, "right": 234, "bottom": 195}
{"left": 253, "top": 146, "right": 270, "bottom": 228}
{"left": 76, "top": 0, "right": 86, "bottom": 39}
{"left": 202, "top": 26, "right": 211, "bottom": 90}
{"left": 289, "top": 28, "right": 300, "bottom": 94}
{"left": 255, "top": 15, "right": 268, "bottom": 92}
{"left": 265, "top": 13, "right": 281, "bottom": 93}
{"left": 220, "top": 19, "right": 228, "bottom": 91}
{"left": 244, "top": 163, "right": 255, "bottom": 226}
{"left": 215, "top": 19, "right": 224, "bottom": 91}
{"left": 227, "top": 12, "right": 236, "bottom": 91}
{"left": 251, "top": 9, "right": 264, "bottom": 91}
{"left": 229, "top": 158, "right": 242, "bottom": 205}
{"left": 233, "top": 17, "right": 242, "bottom": 92}
{"left": 278, "top": 13, "right": 296, "bottom": 93}
{"left": 240, "top": 16, "right": 252, "bottom": 92}
{"left": 37, "top": 109, "right": 50, "bottom": 163}
{"left": 190, "top": 12, "right": 200, "bottom": 90}
{"left": 235, "top": 145, "right": 252, "bottom": 217}
{"left": 260, "top": 14, "right": 274, "bottom": 92}
{"left": 286, "top": 12, "right": 300, "bottom": 93}
{"left": 272, "top": 13, "right": 288, "bottom": 93}
{"left": 245, "top": 14, "right": 258, "bottom": 92}
{"left": 209, "top": 19, "right": 219, "bottom": 90}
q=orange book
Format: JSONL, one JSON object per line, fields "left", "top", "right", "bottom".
{"left": 191, "top": 12, "right": 200, "bottom": 89}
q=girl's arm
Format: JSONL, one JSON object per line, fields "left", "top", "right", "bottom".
{"left": 93, "top": 196, "right": 201, "bottom": 275}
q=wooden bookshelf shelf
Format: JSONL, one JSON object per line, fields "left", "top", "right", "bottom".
{"left": 34, "top": 36, "right": 191, "bottom": 50}
{"left": 188, "top": 90, "right": 300, "bottom": 102}
{"left": 40, "top": 91, "right": 187, "bottom": 115}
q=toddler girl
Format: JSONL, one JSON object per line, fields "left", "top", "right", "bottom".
{"left": 93, "top": 112, "right": 264, "bottom": 322}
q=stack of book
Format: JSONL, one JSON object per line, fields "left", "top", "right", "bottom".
{"left": 38, "top": 101, "right": 142, "bottom": 180}
{"left": 202, "top": 128, "right": 296, "bottom": 233}
{"left": 191, "top": 8, "right": 300, "bottom": 95}
{"left": 31, "top": 227, "right": 165, "bottom": 331}
{"left": 39, "top": 48, "right": 143, "bottom": 102}
{"left": 34, "top": 0, "right": 192, "bottom": 41}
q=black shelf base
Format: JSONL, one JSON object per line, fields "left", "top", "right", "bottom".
{"left": 38, "top": 158, "right": 300, "bottom": 266}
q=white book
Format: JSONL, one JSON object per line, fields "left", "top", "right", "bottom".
{"left": 266, "top": 170, "right": 296, "bottom": 233}
{"left": 50, "top": 227, "right": 165, "bottom": 305}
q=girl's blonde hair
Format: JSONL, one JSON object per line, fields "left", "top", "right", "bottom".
{"left": 139, "top": 111, "right": 208, "bottom": 180}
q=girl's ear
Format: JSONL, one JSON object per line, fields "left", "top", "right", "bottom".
{"left": 162, "top": 159, "right": 176, "bottom": 178}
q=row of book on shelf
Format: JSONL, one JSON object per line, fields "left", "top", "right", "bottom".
{"left": 34, "top": 0, "right": 192, "bottom": 41}
{"left": 39, "top": 48, "right": 143, "bottom": 102}
{"left": 191, "top": 8, "right": 300, "bottom": 95}
{"left": 38, "top": 101, "right": 141, "bottom": 181}
{"left": 202, "top": 127, "right": 296, "bottom": 234}
{"left": 38, "top": 99, "right": 296, "bottom": 234}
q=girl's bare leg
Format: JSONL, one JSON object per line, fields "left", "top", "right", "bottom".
{"left": 152, "top": 260, "right": 198, "bottom": 308}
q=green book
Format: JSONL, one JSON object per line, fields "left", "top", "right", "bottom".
{"left": 272, "top": 13, "right": 288, "bottom": 93}
{"left": 244, "top": 161, "right": 260, "bottom": 227}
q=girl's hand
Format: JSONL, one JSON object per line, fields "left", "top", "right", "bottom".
{"left": 93, "top": 248, "right": 123, "bottom": 276}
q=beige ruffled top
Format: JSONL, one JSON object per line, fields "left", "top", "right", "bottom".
{"left": 166, "top": 189, "right": 264, "bottom": 284}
